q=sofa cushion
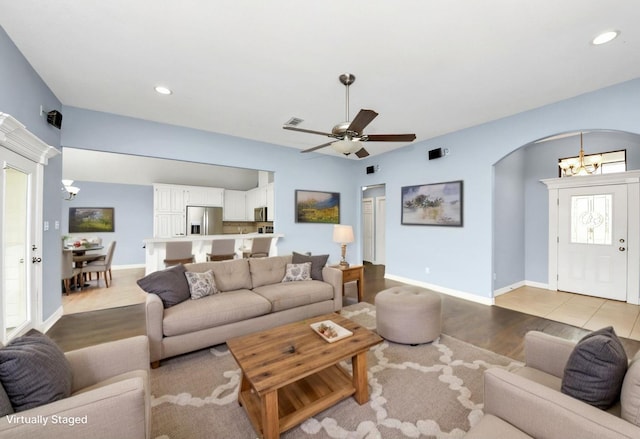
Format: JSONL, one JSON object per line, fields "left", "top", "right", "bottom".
{"left": 162, "top": 290, "right": 271, "bottom": 336}
{"left": 209, "top": 259, "right": 252, "bottom": 292}
{"left": 282, "top": 262, "right": 312, "bottom": 282}
{"left": 137, "top": 264, "right": 190, "bottom": 308}
{"left": 0, "top": 330, "right": 72, "bottom": 412}
{"left": 249, "top": 255, "right": 289, "bottom": 288}
{"left": 253, "top": 280, "right": 334, "bottom": 312}
{"left": 621, "top": 350, "right": 640, "bottom": 426}
{"left": 185, "top": 269, "right": 218, "bottom": 299}
{"left": 292, "top": 252, "right": 329, "bottom": 281}
{"left": 561, "top": 326, "right": 628, "bottom": 409}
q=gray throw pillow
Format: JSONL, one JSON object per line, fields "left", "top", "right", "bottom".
{"left": 292, "top": 252, "right": 329, "bottom": 281}
{"left": 561, "top": 326, "right": 628, "bottom": 409}
{"left": 0, "top": 330, "right": 72, "bottom": 412}
{"left": 137, "top": 264, "right": 191, "bottom": 308}
{"left": 282, "top": 262, "right": 312, "bottom": 282}
{"left": 185, "top": 270, "right": 218, "bottom": 299}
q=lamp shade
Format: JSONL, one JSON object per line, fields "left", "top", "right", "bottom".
{"left": 332, "top": 139, "right": 360, "bottom": 155}
{"left": 333, "top": 224, "right": 354, "bottom": 244}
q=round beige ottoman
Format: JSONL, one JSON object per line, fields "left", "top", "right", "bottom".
{"left": 375, "top": 286, "right": 442, "bottom": 344}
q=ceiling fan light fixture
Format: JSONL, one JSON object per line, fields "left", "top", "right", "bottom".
{"left": 332, "top": 139, "right": 360, "bottom": 155}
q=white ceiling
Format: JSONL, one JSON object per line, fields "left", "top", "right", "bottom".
{"left": 1, "top": 1, "right": 640, "bottom": 160}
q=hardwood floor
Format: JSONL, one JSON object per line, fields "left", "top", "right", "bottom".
{"left": 46, "top": 262, "right": 640, "bottom": 361}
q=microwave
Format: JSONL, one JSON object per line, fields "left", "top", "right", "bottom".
{"left": 254, "top": 207, "right": 267, "bottom": 222}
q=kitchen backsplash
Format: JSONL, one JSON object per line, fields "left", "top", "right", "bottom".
{"left": 222, "top": 221, "right": 273, "bottom": 234}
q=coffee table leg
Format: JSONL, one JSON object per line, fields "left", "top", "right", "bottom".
{"left": 261, "top": 390, "right": 279, "bottom": 439}
{"left": 238, "top": 372, "right": 250, "bottom": 406}
{"left": 352, "top": 351, "right": 369, "bottom": 404}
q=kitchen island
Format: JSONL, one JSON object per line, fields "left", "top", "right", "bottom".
{"left": 142, "top": 233, "right": 283, "bottom": 274}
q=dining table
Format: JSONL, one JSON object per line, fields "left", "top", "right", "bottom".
{"left": 67, "top": 246, "right": 104, "bottom": 288}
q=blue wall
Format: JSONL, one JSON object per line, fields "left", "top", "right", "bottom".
{"left": 61, "top": 181, "right": 153, "bottom": 266}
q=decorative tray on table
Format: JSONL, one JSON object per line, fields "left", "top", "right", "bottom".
{"left": 310, "top": 320, "right": 353, "bottom": 343}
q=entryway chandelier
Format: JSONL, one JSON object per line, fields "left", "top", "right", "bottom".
{"left": 558, "top": 132, "right": 602, "bottom": 176}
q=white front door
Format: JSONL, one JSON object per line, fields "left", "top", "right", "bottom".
{"left": 557, "top": 184, "right": 627, "bottom": 300}
{"left": 1, "top": 148, "right": 39, "bottom": 341}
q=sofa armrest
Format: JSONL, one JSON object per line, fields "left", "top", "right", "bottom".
{"left": 524, "top": 331, "right": 576, "bottom": 378}
{"left": 145, "top": 293, "right": 165, "bottom": 363}
{"left": 66, "top": 335, "right": 149, "bottom": 392}
{"left": 0, "top": 376, "right": 147, "bottom": 439}
{"left": 322, "top": 266, "right": 343, "bottom": 311}
{"left": 483, "top": 368, "right": 640, "bottom": 439}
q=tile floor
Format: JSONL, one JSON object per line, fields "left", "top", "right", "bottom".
{"left": 495, "top": 286, "right": 640, "bottom": 341}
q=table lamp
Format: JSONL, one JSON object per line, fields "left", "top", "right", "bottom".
{"left": 333, "top": 224, "right": 354, "bottom": 268}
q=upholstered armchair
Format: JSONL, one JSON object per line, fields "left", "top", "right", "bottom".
{"left": 465, "top": 331, "right": 640, "bottom": 439}
{"left": 0, "top": 335, "right": 150, "bottom": 439}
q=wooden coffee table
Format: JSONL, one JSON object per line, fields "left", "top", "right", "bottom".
{"left": 227, "top": 312, "right": 383, "bottom": 439}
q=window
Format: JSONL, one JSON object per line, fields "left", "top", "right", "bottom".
{"left": 558, "top": 149, "right": 626, "bottom": 177}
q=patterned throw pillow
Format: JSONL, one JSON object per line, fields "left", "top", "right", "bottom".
{"left": 184, "top": 270, "right": 218, "bottom": 299}
{"left": 282, "top": 262, "right": 312, "bottom": 282}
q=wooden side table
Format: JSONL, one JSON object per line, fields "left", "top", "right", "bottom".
{"left": 335, "top": 265, "right": 364, "bottom": 302}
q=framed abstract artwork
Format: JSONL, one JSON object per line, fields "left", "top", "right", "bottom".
{"left": 295, "top": 190, "right": 340, "bottom": 223}
{"left": 401, "top": 180, "right": 463, "bottom": 226}
{"left": 69, "top": 207, "right": 115, "bottom": 233}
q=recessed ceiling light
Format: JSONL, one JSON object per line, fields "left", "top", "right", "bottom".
{"left": 154, "top": 85, "right": 172, "bottom": 95}
{"left": 592, "top": 30, "right": 620, "bottom": 45}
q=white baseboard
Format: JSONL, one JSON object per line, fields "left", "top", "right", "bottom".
{"left": 40, "top": 305, "right": 63, "bottom": 334}
{"left": 112, "top": 263, "right": 145, "bottom": 270}
{"left": 493, "top": 280, "right": 550, "bottom": 297}
{"left": 384, "top": 274, "right": 494, "bottom": 306}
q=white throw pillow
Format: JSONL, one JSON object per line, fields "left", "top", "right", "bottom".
{"left": 282, "top": 262, "right": 312, "bottom": 282}
{"left": 185, "top": 270, "right": 218, "bottom": 299}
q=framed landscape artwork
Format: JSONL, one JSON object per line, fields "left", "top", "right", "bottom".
{"left": 295, "top": 190, "right": 340, "bottom": 223}
{"left": 69, "top": 207, "right": 115, "bottom": 233}
{"left": 401, "top": 180, "right": 463, "bottom": 226}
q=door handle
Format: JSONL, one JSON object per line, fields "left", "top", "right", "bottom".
{"left": 619, "top": 247, "right": 626, "bottom": 252}
{"left": 32, "top": 257, "right": 42, "bottom": 263}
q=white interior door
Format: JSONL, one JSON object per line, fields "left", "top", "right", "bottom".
{"left": 557, "top": 184, "right": 627, "bottom": 300}
{"left": 362, "top": 197, "right": 374, "bottom": 262}
{"left": 1, "top": 148, "right": 38, "bottom": 341}
{"left": 375, "top": 196, "right": 386, "bottom": 264}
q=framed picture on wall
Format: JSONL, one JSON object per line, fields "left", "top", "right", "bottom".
{"left": 401, "top": 180, "right": 463, "bottom": 226}
{"left": 69, "top": 207, "right": 115, "bottom": 233}
{"left": 295, "top": 190, "right": 340, "bottom": 223}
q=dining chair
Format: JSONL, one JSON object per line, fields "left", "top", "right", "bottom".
{"left": 248, "top": 237, "right": 272, "bottom": 258}
{"left": 164, "top": 241, "right": 195, "bottom": 267}
{"left": 83, "top": 241, "right": 116, "bottom": 287}
{"left": 206, "top": 239, "right": 236, "bottom": 261}
{"left": 61, "top": 249, "right": 83, "bottom": 294}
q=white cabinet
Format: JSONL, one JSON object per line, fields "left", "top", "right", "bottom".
{"left": 266, "top": 182, "right": 274, "bottom": 221}
{"left": 154, "top": 213, "right": 186, "bottom": 238}
{"left": 154, "top": 184, "right": 185, "bottom": 213}
{"left": 224, "top": 190, "right": 247, "bottom": 221}
{"left": 245, "top": 188, "right": 258, "bottom": 220}
{"left": 184, "top": 186, "right": 224, "bottom": 207}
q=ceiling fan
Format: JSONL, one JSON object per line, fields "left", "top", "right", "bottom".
{"left": 283, "top": 73, "right": 416, "bottom": 158}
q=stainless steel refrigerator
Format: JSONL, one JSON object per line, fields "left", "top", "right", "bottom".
{"left": 186, "top": 206, "right": 223, "bottom": 235}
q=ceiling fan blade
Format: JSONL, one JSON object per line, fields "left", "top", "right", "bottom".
{"left": 347, "top": 109, "right": 378, "bottom": 134}
{"left": 365, "top": 133, "right": 416, "bottom": 142}
{"left": 355, "top": 147, "right": 370, "bottom": 158}
{"left": 300, "top": 141, "right": 334, "bottom": 153}
{"left": 283, "top": 125, "right": 334, "bottom": 137}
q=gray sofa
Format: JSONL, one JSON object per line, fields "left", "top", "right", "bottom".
{"left": 145, "top": 255, "right": 343, "bottom": 366}
{"left": 465, "top": 331, "right": 640, "bottom": 439}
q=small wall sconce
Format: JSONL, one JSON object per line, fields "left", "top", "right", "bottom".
{"left": 62, "top": 179, "right": 80, "bottom": 201}
{"left": 333, "top": 224, "right": 355, "bottom": 268}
